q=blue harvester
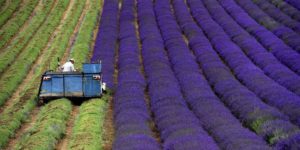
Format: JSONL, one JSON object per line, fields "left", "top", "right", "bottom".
{"left": 38, "top": 63, "right": 104, "bottom": 103}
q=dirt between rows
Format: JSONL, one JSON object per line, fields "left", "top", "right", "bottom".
{"left": 55, "top": 106, "right": 80, "bottom": 150}
{"left": 2, "top": 0, "right": 82, "bottom": 149}
{"left": 4, "top": 107, "right": 40, "bottom": 150}
{"left": 0, "top": 0, "right": 58, "bottom": 114}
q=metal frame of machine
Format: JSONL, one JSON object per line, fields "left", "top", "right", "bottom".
{"left": 38, "top": 63, "right": 104, "bottom": 104}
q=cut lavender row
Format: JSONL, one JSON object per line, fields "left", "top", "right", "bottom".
{"left": 267, "top": 0, "right": 300, "bottom": 22}
{"left": 193, "top": 0, "right": 300, "bottom": 127}
{"left": 112, "top": 0, "right": 160, "bottom": 149}
{"left": 252, "top": 0, "right": 300, "bottom": 33}
{"left": 217, "top": 0, "right": 300, "bottom": 76}
{"left": 202, "top": 0, "right": 300, "bottom": 96}
{"left": 155, "top": 0, "right": 271, "bottom": 149}
{"left": 91, "top": 0, "right": 119, "bottom": 89}
{"left": 234, "top": 0, "right": 300, "bottom": 52}
{"left": 137, "top": 0, "right": 219, "bottom": 149}
{"left": 184, "top": 0, "right": 300, "bottom": 147}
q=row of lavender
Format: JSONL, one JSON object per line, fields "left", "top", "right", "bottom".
{"left": 234, "top": 0, "right": 300, "bottom": 52}
{"left": 137, "top": 0, "right": 220, "bottom": 149}
{"left": 91, "top": 0, "right": 119, "bottom": 89}
{"left": 284, "top": 0, "right": 300, "bottom": 10}
{"left": 154, "top": 0, "right": 271, "bottom": 149}
{"left": 113, "top": 0, "right": 160, "bottom": 149}
{"left": 252, "top": 0, "right": 300, "bottom": 33}
{"left": 217, "top": 0, "right": 300, "bottom": 77}
{"left": 195, "top": 0, "right": 300, "bottom": 126}
{"left": 268, "top": 0, "right": 300, "bottom": 22}
{"left": 92, "top": 0, "right": 300, "bottom": 149}
{"left": 178, "top": 0, "right": 300, "bottom": 148}
{"left": 203, "top": 0, "right": 300, "bottom": 96}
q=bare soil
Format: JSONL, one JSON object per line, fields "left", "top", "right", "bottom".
{"left": 145, "top": 94, "right": 162, "bottom": 144}
{"left": 102, "top": 97, "right": 115, "bottom": 150}
{"left": 55, "top": 106, "right": 79, "bottom": 150}
{"left": 135, "top": 11, "right": 162, "bottom": 145}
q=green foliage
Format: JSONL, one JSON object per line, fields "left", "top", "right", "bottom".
{"left": 0, "top": 88, "right": 37, "bottom": 148}
{"left": 247, "top": 109, "right": 300, "bottom": 145}
{"left": 0, "top": 0, "right": 21, "bottom": 27}
{"left": 49, "top": 0, "right": 87, "bottom": 70}
{"left": 70, "top": 0, "right": 102, "bottom": 67}
{"left": 249, "top": 116, "right": 272, "bottom": 132}
{"left": 0, "top": 0, "right": 89, "bottom": 148}
{"left": 0, "top": 0, "right": 69, "bottom": 106}
{"left": 0, "top": 0, "right": 39, "bottom": 49}
{"left": 68, "top": 97, "right": 108, "bottom": 150}
{"left": 0, "top": 0, "right": 105, "bottom": 148}
{"left": 14, "top": 99, "right": 72, "bottom": 150}
{"left": 0, "top": 0, "right": 5, "bottom": 10}
{"left": 0, "top": 0, "right": 54, "bottom": 74}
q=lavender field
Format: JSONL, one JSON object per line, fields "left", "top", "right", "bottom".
{"left": 0, "top": 0, "right": 299, "bottom": 149}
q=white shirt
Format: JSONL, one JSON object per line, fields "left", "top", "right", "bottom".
{"left": 62, "top": 61, "right": 75, "bottom": 72}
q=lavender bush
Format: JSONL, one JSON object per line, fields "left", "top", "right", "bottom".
{"left": 234, "top": 0, "right": 300, "bottom": 52}
{"left": 112, "top": 1, "right": 161, "bottom": 149}
{"left": 137, "top": 0, "right": 220, "bottom": 149}
{"left": 154, "top": 0, "right": 272, "bottom": 149}
{"left": 217, "top": 0, "right": 300, "bottom": 76}
{"left": 91, "top": 0, "right": 119, "bottom": 89}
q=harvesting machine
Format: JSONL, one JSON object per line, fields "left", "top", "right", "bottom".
{"left": 38, "top": 62, "right": 105, "bottom": 104}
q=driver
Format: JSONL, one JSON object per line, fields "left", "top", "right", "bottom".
{"left": 61, "top": 58, "right": 76, "bottom": 72}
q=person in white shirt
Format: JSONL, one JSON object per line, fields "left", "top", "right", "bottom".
{"left": 61, "top": 58, "right": 76, "bottom": 72}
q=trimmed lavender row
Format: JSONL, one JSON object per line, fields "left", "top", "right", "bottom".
{"left": 284, "top": 0, "right": 300, "bottom": 10}
{"left": 203, "top": 0, "right": 300, "bottom": 96}
{"left": 112, "top": 0, "right": 161, "bottom": 149}
{"left": 155, "top": 0, "right": 271, "bottom": 149}
{"left": 137, "top": 0, "right": 220, "bottom": 149}
{"left": 185, "top": 0, "right": 300, "bottom": 147}
{"left": 234, "top": 0, "right": 300, "bottom": 52}
{"left": 217, "top": 0, "right": 300, "bottom": 76}
{"left": 253, "top": 0, "right": 300, "bottom": 33}
{"left": 194, "top": 0, "right": 300, "bottom": 127}
{"left": 91, "top": 0, "right": 119, "bottom": 89}
{"left": 267, "top": 0, "right": 300, "bottom": 22}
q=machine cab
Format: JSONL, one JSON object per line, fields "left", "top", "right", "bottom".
{"left": 38, "top": 63, "right": 104, "bottom": 102}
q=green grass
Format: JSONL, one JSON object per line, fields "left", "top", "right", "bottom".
{"left": 70, "top": 0, "right": 102, "bottom": 66}
{"left": 68, "top": 97, "right": 109, "bottom": 150}
{"left": 0, "top": 0, "right": 55, "bottom": 74}
{"left": 0, "top": 0, "right": 21, "bottom": 27}
{"left": 0, "top": 0, "right": 39, "bottom": 49}
{"left": 247, "top": 108, "right": 300, "bottom": 145}
{"left": 0, "top": 86, "right": 37, "bottom": 148}
{"left": 49, "top": 0, "right": 87, "bottom": 70}
{"left": 0, "top": 0, "right": 87, "bottom": 148}
{"left": 14, "top": 99, "right": 72, "bottom": 150}
{"left": 0, "top": 0, "right": 6, "bottom": 10}
{"left": 0, "top": 0, "right": 69, "bottom": 107}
